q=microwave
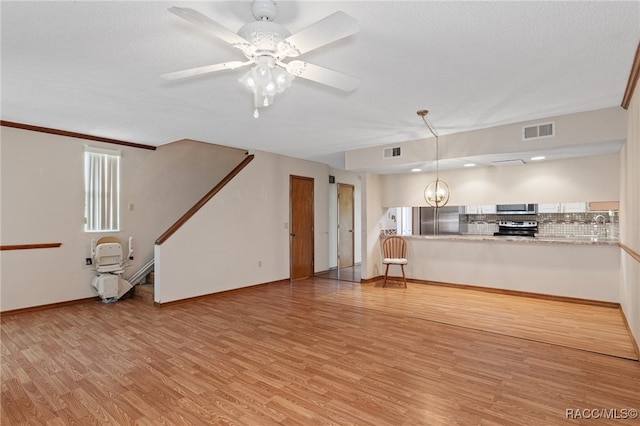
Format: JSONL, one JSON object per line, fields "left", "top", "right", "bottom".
{"left": 496, "top": 204, "right": 536, "bottom": 215}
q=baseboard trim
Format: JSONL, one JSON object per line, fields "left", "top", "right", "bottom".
{"left": 154, "top": 279, "right": 290, "bottom": 308}
{"left": 362, "top": 275, "right": 619, "bottom": 308}
{"left": 620, "top": 307, "right": 640, "bottom": 361}
{"left": 1, "top": 297, "right": 99, "bottom": 316}
{"left": 415, "top": 279, "right": 620, "bottom": 308}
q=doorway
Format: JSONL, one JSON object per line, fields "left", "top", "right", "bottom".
{"left": 337, "top": 183, "right": 355, "bottom": 268}
{"left": 290, "top": 175, "right": 314, "bottom": 280}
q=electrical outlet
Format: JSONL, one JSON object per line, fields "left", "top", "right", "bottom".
{"left": 258, "top": 260, "right": 262, "bottom": 267}
{"left": 85, "top": 258, "right": 92, "bottom": 265}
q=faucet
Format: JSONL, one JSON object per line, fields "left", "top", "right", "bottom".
{"left": 593, "top": 214, "right": 607, "bottom": 237}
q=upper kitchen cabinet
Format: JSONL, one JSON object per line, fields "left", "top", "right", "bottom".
{"left": 588, "top": 201, "right": 620, "bottom": 211}
{"left": 561, "top": 202, "right": 587, "bottom": 213}
{"left": 481, "top": 205, "right": 497, "bottom": 214}
{"left": 537, "top": 203, "right": 561, "bottom": 213}
{"left": 538, "top": 202, "right": 587, "bottom": 213}
{"left": 465, "top": 205, "right": 479, "bottom": 214}
{"left": 465, "top": 205, "right": 496, "bottom": 214}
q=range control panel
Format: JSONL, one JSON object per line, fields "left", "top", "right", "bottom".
{"left": 498, "top": 220, "right": 538, "bottom": 228}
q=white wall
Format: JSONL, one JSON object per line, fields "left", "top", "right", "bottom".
{"left": 328, "top": 168, "right": 362, "bottom": 269}
{"left": 346, "top": 107, "right": 626, "bottom": 172}
{"left": 154, "top": 150, "right": 331, "bottom": 303}
{"left": 360, "top": 172, "right": 384, "bottom": 280}
{"left": 620, "top": 81, "right": 640, "bottom": 347}
{"left": 0, "top": 127, "right": 246, "bottom": 311}
{"left": 380, "top": 154, "right": 620, "bottom": 207}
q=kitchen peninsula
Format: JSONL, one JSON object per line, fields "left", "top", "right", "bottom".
{"left": 401, "top": 234, "right": 619, "bottom": 303}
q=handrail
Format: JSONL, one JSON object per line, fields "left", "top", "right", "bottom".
{"left": 619, "top": 242, "right": 640, "bottom": 264}
{"left": 621, "top": 41, "right": 640, "bottom": 109}
{"left": 156, "top": 154, "right": 255, "bottom": 245}
{"left": 1, "top": 243, "right": 62, "bottom": 251}
{"left": 1, "top": 120, "right": 156, "bottom": 151}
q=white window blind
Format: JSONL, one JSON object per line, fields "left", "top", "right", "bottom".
{"left": 84, "top": 146, "right": 120, "bottom": 232}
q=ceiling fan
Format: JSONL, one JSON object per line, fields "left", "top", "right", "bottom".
{"left": 163, "top": 0, "right": 360, "bottom": 117}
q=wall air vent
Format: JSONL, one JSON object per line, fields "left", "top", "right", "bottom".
{"left": 522, "top": 122, "right": 555, "bottom": 141}
{"left": 383, "top": 147, "right": 402, "bottom": 159}
{"left": 492, "top": 159, "right": 525, "bottom": 167}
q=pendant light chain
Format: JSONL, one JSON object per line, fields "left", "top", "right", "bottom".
{"left": 417, "top": 109, "right": 440, "bottom": 180}
{"left": 417, "top": 109, "right": 450, "bottom": 208}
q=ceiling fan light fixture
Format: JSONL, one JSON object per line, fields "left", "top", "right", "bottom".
{"left": 239, "top": 61, "right": 294, "bottom": 115}
{"left": 166, "top": 3, "right": 360, "bottom": 116}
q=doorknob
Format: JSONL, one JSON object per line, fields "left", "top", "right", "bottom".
{"left": 290, "top": 232, "right": 296, "bottom": 237}
{"left": 349, "top": 230, "right": 353, "bottom": 232}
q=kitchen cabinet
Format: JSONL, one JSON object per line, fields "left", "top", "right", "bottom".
{"left": 561, "top": 202, "right": 587, "bottom": 213}
{"left": 465, "top": 205, "right": 496, "bottom": 214}
{"left": 465, "top": 205, "right": 479, "bottom": 214}
{"left": 537, "top": 203, "right": 561, "bottom": 213}
{"left": 537, "top": 202, "right": 587, "bottom": 213}
{"left": 480, "top": 205, "right": 496, "bottom": 214}
{"left": 588, "top": 201, "right": 619, "bottom": 211}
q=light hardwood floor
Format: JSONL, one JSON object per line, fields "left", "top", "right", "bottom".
{"left": 2, "top": 278, "right": 639, "bottom": 425}
{"left": 315, "top": 264, "right": 361, "bottom": 283}
{"left": 320, "top": 280, "right": 638, "bottom": 360}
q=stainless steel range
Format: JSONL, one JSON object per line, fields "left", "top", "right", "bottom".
{"left": 494, "top": 220, "right": 538, "bottom": 237}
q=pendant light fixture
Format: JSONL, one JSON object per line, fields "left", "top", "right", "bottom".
{"left": 417, "top": 110, "right": 450, "bottom": 208}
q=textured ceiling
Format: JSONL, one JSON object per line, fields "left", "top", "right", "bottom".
{"left": 2, "top": 1, "right": 639, "bottom": 171}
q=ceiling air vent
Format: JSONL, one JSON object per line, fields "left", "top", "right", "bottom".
{"left": 383, "top": 147, "right": 402, "bottom": 159}
{"left": 522, "top": 122, "right": 555, "bottom": 141}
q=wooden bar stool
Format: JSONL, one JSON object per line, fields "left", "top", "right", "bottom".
{"left": 382, "top": 236, "right": 407, "bottom": 288}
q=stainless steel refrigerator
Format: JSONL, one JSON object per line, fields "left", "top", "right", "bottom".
{"left": 419, "top": 206, "right": 461, "bottom": 235}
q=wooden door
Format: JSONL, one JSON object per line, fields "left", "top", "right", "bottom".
{"left": 290, "top": 175, "right": 314, "bottom": 280}
{"left": 337, "top": 183, "right": 354, "bottom": 268}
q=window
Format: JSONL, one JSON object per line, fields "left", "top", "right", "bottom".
{"left": 84, "top": 146, "right": 120, "bottom": 232}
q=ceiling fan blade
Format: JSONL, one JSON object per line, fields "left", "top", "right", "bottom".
{"left": 284, "top": 61, "right": 360, "bottom": 92}
{"left": 277, "top": 11, "right": 359, "bottom": 57}
{"left": 168, "top": 7, "right": 254, "bottom": 52}
{"left": 162, "top": 61, "right": 252, "bottom": 80}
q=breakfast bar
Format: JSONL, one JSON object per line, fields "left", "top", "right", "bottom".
{"left": 400, "top": 234, "right": 620, "bottom": 303}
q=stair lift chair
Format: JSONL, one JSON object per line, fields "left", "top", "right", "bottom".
{"left": 91, "top": 237, "right": 132, "bottom": 302}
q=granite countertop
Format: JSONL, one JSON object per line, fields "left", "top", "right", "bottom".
{"left": 399, "top": 234, "right": 618, "bottom": 246}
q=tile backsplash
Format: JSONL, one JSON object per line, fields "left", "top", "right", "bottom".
{"left": 462, "top": 212, "right": 619, "bottom": 238}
